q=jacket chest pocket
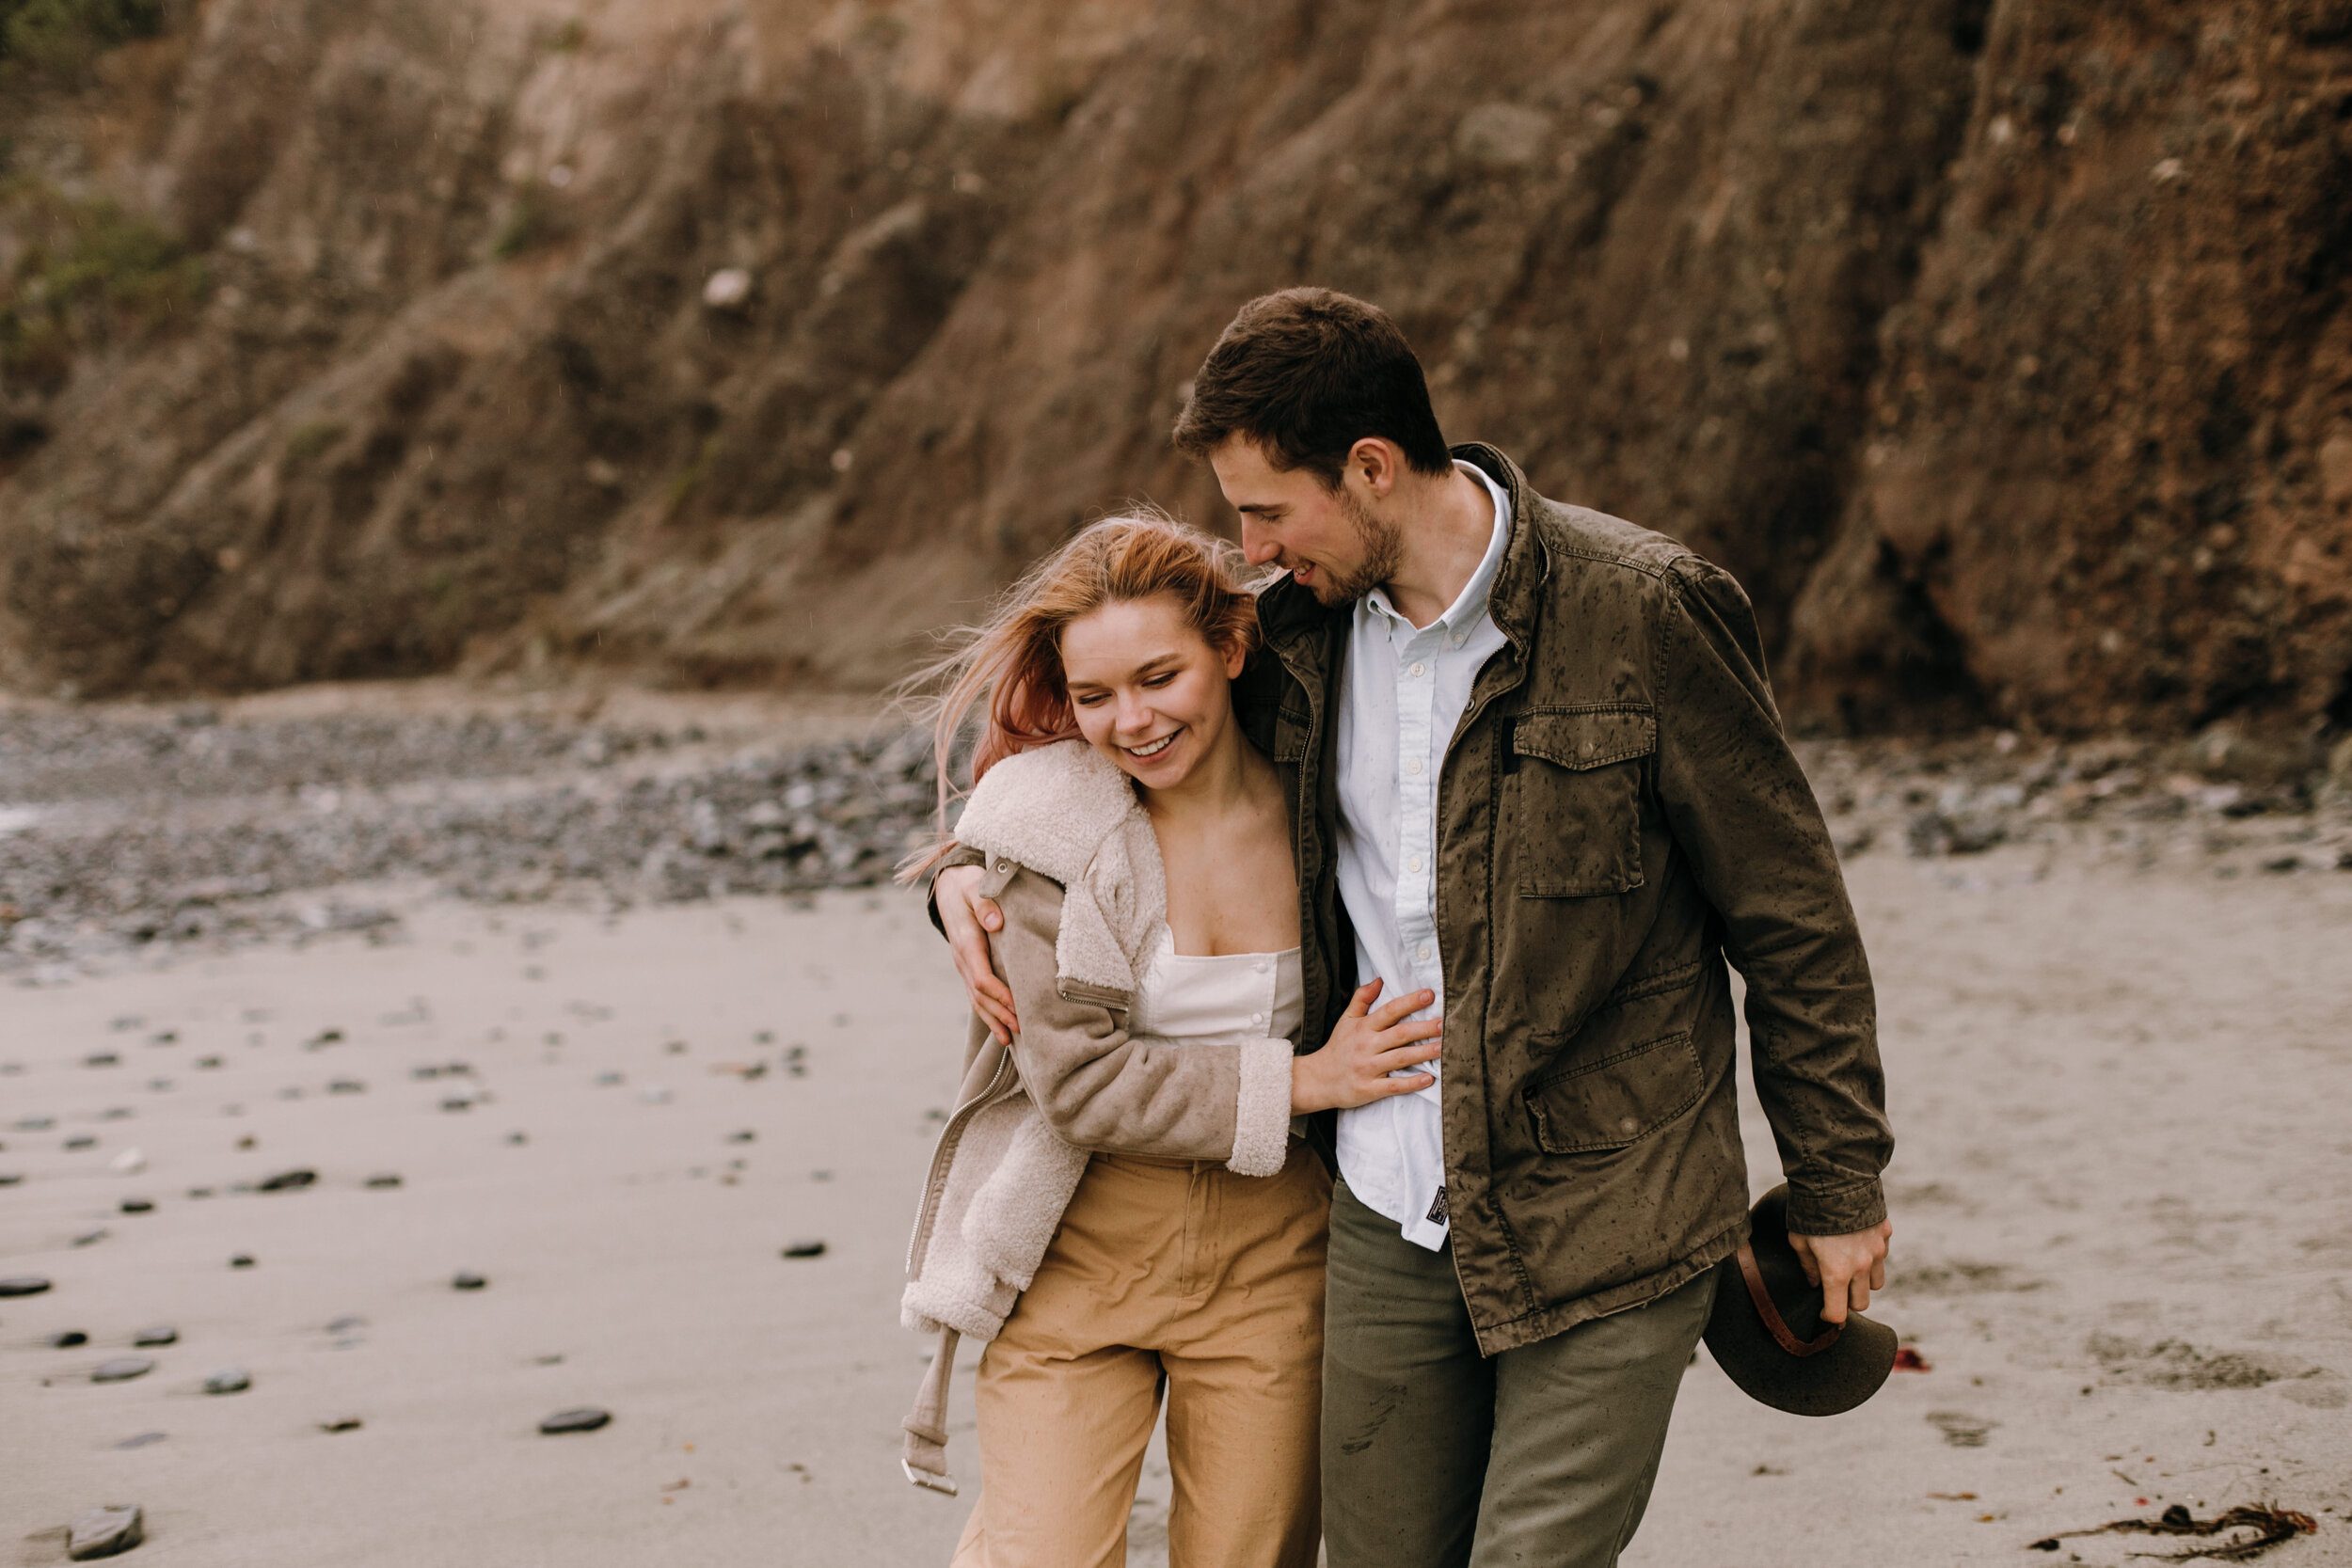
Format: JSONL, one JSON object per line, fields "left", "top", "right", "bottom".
{"left": 1509, "top": 705, "right": 1654, "bottom": 897}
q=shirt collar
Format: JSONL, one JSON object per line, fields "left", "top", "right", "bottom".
{"left": 1362, "top": 459, "right": 1511, "bottom": 641}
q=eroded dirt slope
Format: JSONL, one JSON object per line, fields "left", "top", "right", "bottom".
{"left": 0, "top": 0, "right": 2346, "bottom": 736}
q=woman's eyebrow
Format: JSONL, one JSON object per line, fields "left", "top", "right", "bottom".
{"left": 1067, "top": 652, "right": 1184, "bottom": 689}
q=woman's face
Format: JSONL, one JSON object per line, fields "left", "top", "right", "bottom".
{"left": 1059, "top": 594, "right": 1246, "bottom": 791}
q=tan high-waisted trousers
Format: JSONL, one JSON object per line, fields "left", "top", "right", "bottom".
{"left": 951, "top": 1144, "right": 1331, "bottom": 1568}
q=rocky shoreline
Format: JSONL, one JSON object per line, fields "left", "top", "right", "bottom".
{"left": 3, "top": 702, "right": 2346, "bottom": 980}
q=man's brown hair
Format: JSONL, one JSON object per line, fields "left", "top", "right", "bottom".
{"left": 1171, "top": 288, "right": 1454, "bottom": 486}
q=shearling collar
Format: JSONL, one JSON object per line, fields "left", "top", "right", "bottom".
{"left": 952, "top": 739, "right": 1146, "bottom": 886}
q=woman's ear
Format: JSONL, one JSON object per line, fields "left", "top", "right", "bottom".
{"left": 1218, "top": 635, "right": 1248, "bottom": 681}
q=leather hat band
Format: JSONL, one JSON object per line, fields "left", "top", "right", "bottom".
{"left": 1735, "top": 1244, "right": 1843, "bottom": 1358}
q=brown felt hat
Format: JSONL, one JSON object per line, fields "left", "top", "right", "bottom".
{"left": 1703, "top": 1185, "right": 1897, "bottom": 1417}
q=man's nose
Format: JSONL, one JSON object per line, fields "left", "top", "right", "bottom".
{"left": 1239, "top": 521, "right": 1280, "bottom": 567}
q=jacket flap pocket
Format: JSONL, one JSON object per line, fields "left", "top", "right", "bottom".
{"left": 1524, "top": 1031, "right": 1701, "bottom": 1154}
{"left": 1514, "top": 707, "right": 1656, "bottom": 771}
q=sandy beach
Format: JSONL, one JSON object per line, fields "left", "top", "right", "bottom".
{"left": 6, "top": 848, "right": 2349, "bottom": 1565}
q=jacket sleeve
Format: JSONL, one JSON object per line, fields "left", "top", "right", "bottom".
{"left": 924, "top": 843, "right": 990, "bottom": 940}
{"left": 987, "top": 864, "right": 1294, "bottom": 1177}
{"left": 1654, "top": 559, "right": 1892, "bottom": 1237}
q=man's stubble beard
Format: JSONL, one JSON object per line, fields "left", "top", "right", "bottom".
{"left": 1310, "top": 485, "right": 1405, "bottom": 608}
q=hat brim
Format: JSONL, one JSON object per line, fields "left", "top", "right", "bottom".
{"left": 1702, "top": 1187, "right": 1897, "bottom": 1418}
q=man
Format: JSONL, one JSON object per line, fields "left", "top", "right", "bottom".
{"left": 934, "top": 289, "right": 1892, "bottom": 1567}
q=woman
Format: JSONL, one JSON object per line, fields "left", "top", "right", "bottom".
{"left": 896, "top": 512, "right": 1441, "bottom": 1568}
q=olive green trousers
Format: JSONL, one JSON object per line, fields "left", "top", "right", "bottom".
{"left": 1321, "top": 1180, "right": 1715, "bottom": 1568}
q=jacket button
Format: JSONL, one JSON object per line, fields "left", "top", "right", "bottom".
{"left": 1619, "top": 1117, "right": 1639, "bottom": 1133}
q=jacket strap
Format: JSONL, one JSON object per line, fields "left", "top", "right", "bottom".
{"left": 899, "top": 1326, "right": 962, "bottom": 1494}
{"left": 1735, "top": 1245, "right": 1843, "bottom": 1358}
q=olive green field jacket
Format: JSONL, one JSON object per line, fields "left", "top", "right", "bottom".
{"left": 1231, "top": 443, "right": 1892, "bottom": 1356}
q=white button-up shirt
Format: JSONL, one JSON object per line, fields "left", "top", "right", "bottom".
{"left": 1333, "top": 460, "right": 1512, "bottom": 1249}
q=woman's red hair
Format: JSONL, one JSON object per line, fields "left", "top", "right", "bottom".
{"left": 896, "top": 509, "right": 1265, "bottom": 880}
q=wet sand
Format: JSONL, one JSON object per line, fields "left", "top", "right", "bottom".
{"left": 6, "top": 851, "right": 2349, "bottom": 1565}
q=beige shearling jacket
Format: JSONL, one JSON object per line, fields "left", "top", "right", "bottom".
{"left": 898, "top": 738, "right": 1296, "bottom": 1494}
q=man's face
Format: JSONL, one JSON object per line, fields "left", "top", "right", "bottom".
{"left": 1208, "top": 436, "right": 1401, "bottom": 608}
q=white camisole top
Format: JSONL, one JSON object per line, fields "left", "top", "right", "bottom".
{"left": 1127, "top": 925, "right": 1306, "bottom": 1046}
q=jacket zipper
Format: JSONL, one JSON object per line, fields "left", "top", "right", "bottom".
{"left": 905, "top": 1052, "right": 1019, "bottom": 1275}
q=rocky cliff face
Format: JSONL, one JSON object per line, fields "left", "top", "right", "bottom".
{"left": 2, "top": 0, "right": 2346, "bottom": 738}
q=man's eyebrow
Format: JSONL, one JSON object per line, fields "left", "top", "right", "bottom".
{"left": 1235, "top": 501, "right": 1283, "bottom": 515}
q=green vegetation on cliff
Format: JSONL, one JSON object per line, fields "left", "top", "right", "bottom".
{"left": 0, "top": 176, "right": 205, "bottom": 389}
{"left": 0, "top": 0, "right": 163, "bottom": 76}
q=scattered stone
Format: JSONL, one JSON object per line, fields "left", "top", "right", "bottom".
{"left": 726, "top": 1130, "right": 755, "bottom": 1143}
{"left": 319, "top": 1417, "right": 363, "bottom": 1433}
{"left": 147, "top": 1079, "right": 172, "bottom": 1091}
{"left": 72, "top": 1228, "right": 108, "bottom": 1246}
{"left": 307, "top": 1027, "right": 345, "bottom": 1047}
{"left": 112, "top": 1433, "right": 166, "bottom": 1449}
{"left": 0, "top": 1171, "right": 21, "bottom": 1186}
{"left": 48, "top": 1329, "right": 89, "bottom": 1347}
{"left": 235, "top": 1134, "right": 255, "bottom": 1149}
{"left": 410, "top": 1065, "right": 441, "bottom": 1080}
{"left": 119, "top": 1197, "right": 154, "bottom": 1214}
{"left": 452, "top": 1271, "right": 487, "bottom": 1291}
{"left": 327, "top": 1078, "right": 365, "bottom": 1094}
{"left": 149, "top": 1031, "right": 177, "bottom": 1044}
{"left": 16, "top": 1115, "right": 55, "bottom": 1130}
{"left": 702, "top": 267, "right": 753, "bottom": 309}
{"left": 195, "top": 1056, "right": 222, "bottom": 1069}
{"left": 65, "top": 1133, "right": 98, "bottom": 1150}
{"left": 229, "top": 1254, "right": 254, "bottom": 1268}
{"left": 538, "top": 1406, "right": 612, "bottom": 1434}
{"left": 109, "top": 1148, "right": 145, "bottom": 1174}
{"left": 781, "top": 1239, "right": 828, "bottom": 1259}
{"left": 83, "top": 1053, "right": 120, "bottom": 1069}
{"left": 91, "top": 1356, "right": 154, "bottom": 1383}
{"left": 325, "top": 1315, "right": 368, "bottom": 1333}
{"left": 186, "top": 1188, "right": 213, "bottom": 1199}
{"left": 1926, "top": 1410, "right": 1994, "bottom": 1448}
{"left": 66, "top": 1503, "right": 143, "bottom": 1560}
{"left": 440, "top": 1096, "right": 472, "bottom": 1112}
{"left": 257, "top": 1168, "right": 317, "bottom": 1192}
{"left": 504, "top": 1131, "right": 528, "bottom": 1146}
{"left": 132, "top": 1326, "right": 176, "bottom": 1347}
{"left": 203, "top": 1366, "right": 251, "bottom": 1394}
{"left": 363, "top": 1172, "right": 403, "bottom": 1189}
{"left": 595, "top": 1071, "right": 623, "bottom": 1086}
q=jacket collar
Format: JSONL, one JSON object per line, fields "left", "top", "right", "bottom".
{"left": 951, "top": 738, "right": 1146, "bottom": 887}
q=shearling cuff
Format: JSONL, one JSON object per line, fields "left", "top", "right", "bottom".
{"left": 901, "top": 1277, "right": 1015, "bottom": 1343}
{"left": 1226, "top": 1038, "right": 1295, "bottom": 1178}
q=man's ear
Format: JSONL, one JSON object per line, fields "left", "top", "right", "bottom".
{"left": 1346, "top": 436, "right": 1403, "bottom": 499}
